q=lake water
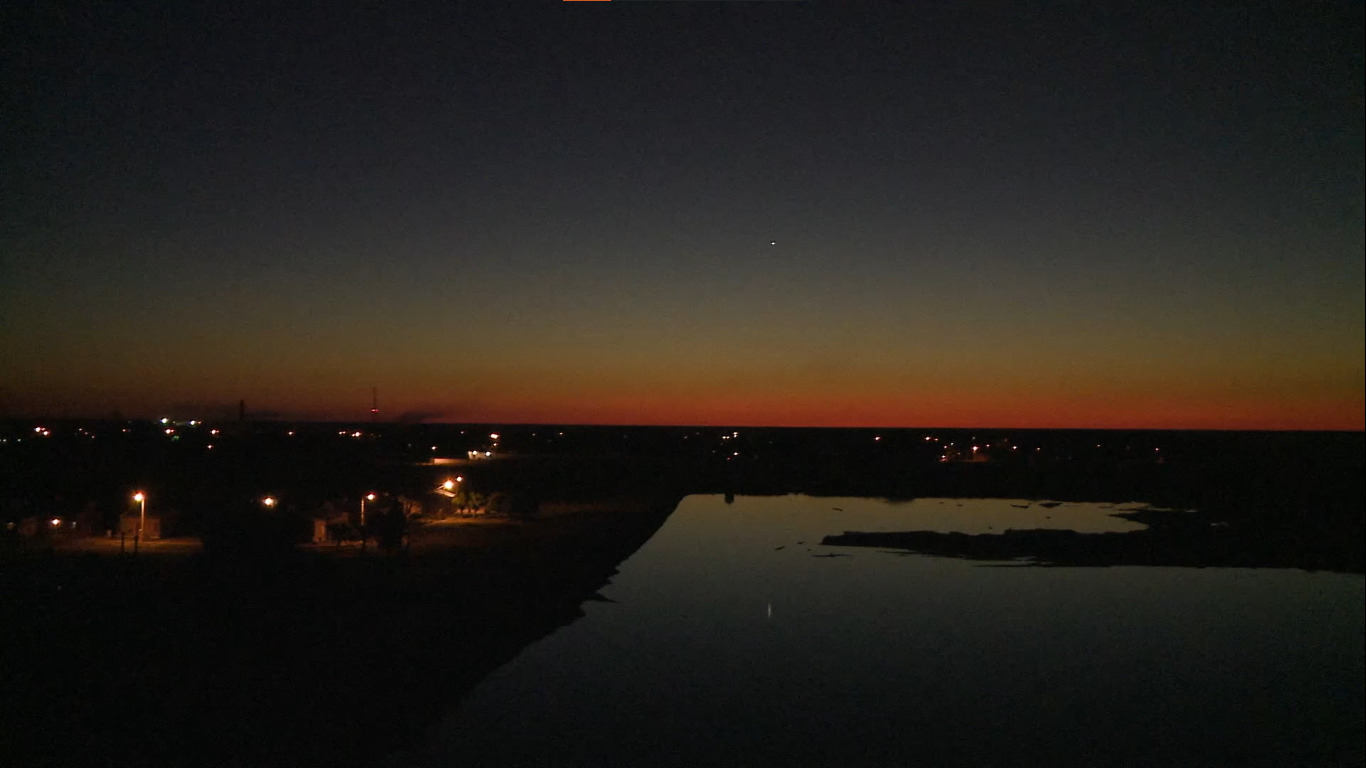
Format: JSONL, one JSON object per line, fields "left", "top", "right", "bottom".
{"left": 410, "top": 495, "right": 1365, "bottom": 767}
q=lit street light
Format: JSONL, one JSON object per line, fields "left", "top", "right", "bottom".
{"left": 262, "top": 496, "right": 277, "bottom": 508}
{"left": 361, "top": 493, "right": 376, "bottom": 527}
{"left": 132, "top": 491, "right": 146, "bottom": 554}
{"left": 359, "top": 493, "right": 377, "bottom": 553}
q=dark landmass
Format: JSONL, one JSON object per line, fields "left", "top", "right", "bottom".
{"left": 823, "top": 505, "right": 1365, "bottom": 573}
{"left": 1, "top": 498, "right": 676, "bottom": 768}
{"left": 2, "top": 421, "right": 1362, "bottom": 766}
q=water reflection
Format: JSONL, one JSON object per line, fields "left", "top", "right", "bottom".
{"left": 413, "top": 495, "right": 1364, "bottom": 767}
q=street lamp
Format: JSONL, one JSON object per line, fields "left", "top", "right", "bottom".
{"left": 262, "top": 496, "right": 277, "bottom": 509}
{"left": 361, "top": 493, "right": 376, "bottom": 527}
{"left": 132, "top": 491, "right": 146, "bottom": 554}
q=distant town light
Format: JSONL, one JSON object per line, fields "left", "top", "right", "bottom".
{"left": 262, "top": 496, "right": 277, "bottom": 508}
{"left": 489, "top": 433, "right": 500, "bottom": 440}
{"left": 51, "top": 518, "right": 61, "bottom": 527}
{"left": 365, "top": 493, "right": 376, "bottom": 501}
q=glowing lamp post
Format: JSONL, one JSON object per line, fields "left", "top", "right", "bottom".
{"left": 360, "top": 493, "right": 376, "bottom": 527}
{"left": 359, "top": 493, "right": 377, "bottom": 552}
{"left": 262, "top": 496, "right": 277, "bottom": 509}
{"left": 132, "top": 491, "right": 146, "bottom": 554}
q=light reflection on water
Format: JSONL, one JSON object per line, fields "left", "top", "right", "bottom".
{"left": 418, "top": 495, "right": 1365, "bottom": 767}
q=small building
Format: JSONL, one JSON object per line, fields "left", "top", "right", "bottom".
{"left": 119, "top": 514, "right": 162, "bottom": 540}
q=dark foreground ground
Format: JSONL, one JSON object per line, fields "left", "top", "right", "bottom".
{"left": 1, "top": 499, "right": 676, "bottom": 768}
{"left": 2, "top": 427, "right": 1362, "bottom": 767}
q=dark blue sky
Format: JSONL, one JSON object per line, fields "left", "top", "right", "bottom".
{"left": 3, "top": 1, "right": 1362, "bottom": 427}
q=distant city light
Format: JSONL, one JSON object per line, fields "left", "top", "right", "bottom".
{"left": 262, "top": 496, "right": 277, "bottom": 508}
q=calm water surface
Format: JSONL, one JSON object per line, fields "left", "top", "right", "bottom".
{"left": 412, "top": 496, "right": 1364, "bottom": 767}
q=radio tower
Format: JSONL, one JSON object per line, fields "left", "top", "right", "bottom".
{"left": 370, "top": 386, "right": 380, "bottom": 421}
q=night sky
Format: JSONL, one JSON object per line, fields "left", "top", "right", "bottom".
{"left": 3, "top": 1, "right": 1362, "bottom": 429}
